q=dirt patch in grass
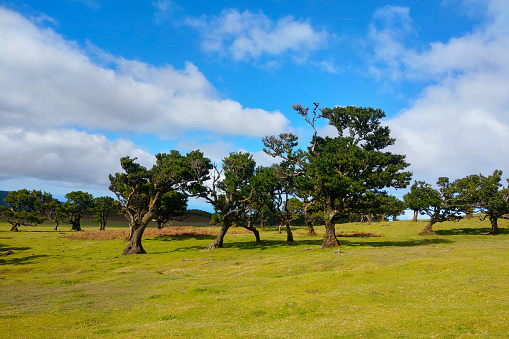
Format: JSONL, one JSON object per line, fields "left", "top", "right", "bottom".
{"left": 61, "top": 227, "right": 252, "bottom": 240}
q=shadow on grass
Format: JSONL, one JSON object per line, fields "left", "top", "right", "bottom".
{"left": 435, "top": 227, "right": 509, "bottom": 236}
{"left": 0, "top": 245, "right": 30, "bottom": 252}
{"left": 339, "top": 238, "right": 453, "bottom": 247}
{"left": 0, "top": 253, "right": 48, "bottom": 266}
{"left": 157, "top": 236, "right": 454, "bottom": 252}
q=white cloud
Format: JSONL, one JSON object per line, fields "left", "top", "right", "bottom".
{"left": 185, "top": 9, "right": 329, "bottom": 62}
{"left": 152, "top": 0, "right": 179, "bottom": 24}
{"left": 380, "top": 0, "right": 509, "bottom": 182}
{"left": 0, "top": 6, "right": 291, "bottom": 192}
{"left": 368, "top": 5, "right": 415, "bottom": 81}
{"left": 0, "top": 7, "right": 290, "bottom": 138}
{"left": 0, "top": 128, "right": 154, "bottom": 188}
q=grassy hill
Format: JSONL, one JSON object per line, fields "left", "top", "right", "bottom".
{"left": 1, "top": 217, "right": 509, "bottom": 337}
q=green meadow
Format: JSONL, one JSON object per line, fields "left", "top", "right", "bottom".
{"left": 1, "top": 217, "right": 509, "bottom": 338}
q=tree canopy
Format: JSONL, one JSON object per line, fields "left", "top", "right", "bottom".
{"left": 4, "top": 189, "right": 46, "bottom": 231}
{"left": 109, "top": 151, "right": 200, "bottom": 255}
{"left": 264, "top": 104, "right": 412, "bottom": 248}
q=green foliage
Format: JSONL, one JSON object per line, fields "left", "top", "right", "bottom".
{"left": 63, "top": 191, "right": 94, "bottom": 231}
{"left": 92, "top": 196, "right": 117, "bottom": 230}
{"left": 153, "top": 191, "right": 187, "bottom": 228}
{"left": 187, "top": 151, "right": 259, "bottom": 248}
{"left": 3, "top": 189, "right": 47, "bottom": 230}
{"left": 455, "top": 170, "right": 509, "bottom": 234}
{"left": 109, "top": 151, "right": 203, "bottom": 254}
{"left": 380, "top": 194, "right": 406, "bottom": 220}
{"left": 287, "top": 104, "right": 412, "bottom": 247}
{"left": 404, "top": 178, "right": 467, "bottom": 235}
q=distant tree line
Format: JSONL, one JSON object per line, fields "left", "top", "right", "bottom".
{"left": 0, "top": 190, "right": 118, "bottom": 232}
{"left": 2, "top": 105, "right": 508, "bottom": 256}
{"left": 403, "top": 170, "right": 509, "bottom": 235}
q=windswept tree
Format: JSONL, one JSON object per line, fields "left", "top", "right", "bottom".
{"left": 359, "top": 192, "right": 405, "bottom": 222}
{"left": 381, "top": 195, "right": 406, "bottom": 221}
{"left": 153, "top": 191, "right": 188, "bottom": 229}
{"left": 403, "top": 185, "right": 430, "bottom": 222}
{"left": 4, "top": 189, "right": 46, "bottom": 231}
{"left": 289, "top": 104, "right": 411, "bottom": 248}
{"left": 408, "top": 178, "right": 466, "bottom": 235}
{"left": 109, "top": 151, "right": 200, "bottom": 255}
{"left": 92, "top": 196, "right": 117, "bottom": 231}
{"left": 63, "top": 191, "right": 94, "bottom": 231}
{"left": 254, "top": 165, "right": 302, "bottom": 243}
{"left": 186, "top": 151, "right": 260, "bottom": 249}
{"left": 455, "top": 170, "right": 509, "bottom": 234}
{"left": 40, "top": 192, "right": 65, "bottom": 230}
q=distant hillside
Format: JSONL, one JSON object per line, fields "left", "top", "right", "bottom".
{"left": 185, "top": 209, "right": 212, "bottom": 222}
{"left": 0, "top": 191, "right": 8, "bottom": 206}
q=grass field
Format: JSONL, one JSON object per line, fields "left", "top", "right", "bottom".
{"left": 1, "top": 217, "right": 509, "bottom": 338}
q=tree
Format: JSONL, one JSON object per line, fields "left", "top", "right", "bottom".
{"left": 403, "top": 184, "right": 430, "bottom": 222}
{"left": 254, "top": 165, "right": 302, "bottom": 243}
{"left": 408, "top": 178, "right": 465, "bottom": 235}
{"left": 186, "top": 151, "right": 260, "bottom": 249}
{"left": 302, "top": 200, "right": 324, "bottom": 236}
{"left": 455, "top": 170, "right": 509, "bottom": 234}
{"left": 92, "top": 196, "right": 117, "bottom": 230}
{"left": 381, "top": 195, "right": 406, "bottom": 221}
{"left": 360, "top": 193, "right": 405, "bottom": 222}
{"left": 4, "top": 189, "right": 46, "bottom": 231}
{"left": 63, "top": 191, "right": 94, "bottom": 231}
{"left": 292, "top": 104, "right": 412, "bottom": 248}
{"left": 153, "top": 191, "right": 187, "bottom": 229}
{"left": 40, "top": 192, "right": 65, "bottom": 230}
{"left": 261, "top": 133, "right": 307, "bottom": 243}
{"left": 109, "top": 151, "right": 198, "bottom": 255}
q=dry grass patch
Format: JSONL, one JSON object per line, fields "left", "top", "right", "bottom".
{"left": 61, "top": 226, "right": 252, "bottom": 240}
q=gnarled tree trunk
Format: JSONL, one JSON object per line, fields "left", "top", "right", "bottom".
{"left": 242, "top": 224, "right": 261, "bottom": 243}
{"left": 285, "top": 220, "right": 294, "bottom": 243}
{"left": 306, "top": 221, "right": 317, "bottom": 236}
{"left": 419, "top": 218, "right": 436, "bottom": 235}
{"left": 9, "top": 220, "right": 20, "bottom": 232}
{"left": 321, "top": 219, "right": 340, "bottom": 249}
{"left": 206, "top": 220, "right": 231, "bottom": 249}
{"left": 122, "top": 225, "right": 147, "bottom": 255}
{"left": 412, "top": 210, "right": 418, "bottom": 222}
{"left": 70, "top": 215, "right": 82, "bottom": 231}
{"left": 488, "top": 217, "right": 499, "bottom": 235}
{"left": 123, "top": 212, "right": 153, "bottom": 255}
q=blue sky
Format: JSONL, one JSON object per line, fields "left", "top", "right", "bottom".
{"left": 1, "top": 0, "right": 509, "bottom": 212}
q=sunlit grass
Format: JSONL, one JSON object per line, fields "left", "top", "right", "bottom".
{"left": 1, "top": 217, "right": 509, "bottom": 338}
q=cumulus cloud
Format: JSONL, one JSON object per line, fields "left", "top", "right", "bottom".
{"left": 0, "top": 6, "right": 291, "bottom": 190}
{"left": 0, "top": 128, "right": 154, "bottom": 187}
{"left": 376, "top": 0, "right": 509, "bottom": 182}
{"left": 185, "top": 9, "right": 329, "bottom": 63}
{"left": 0, "top": 7, "right": 289, "bottom": 138}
